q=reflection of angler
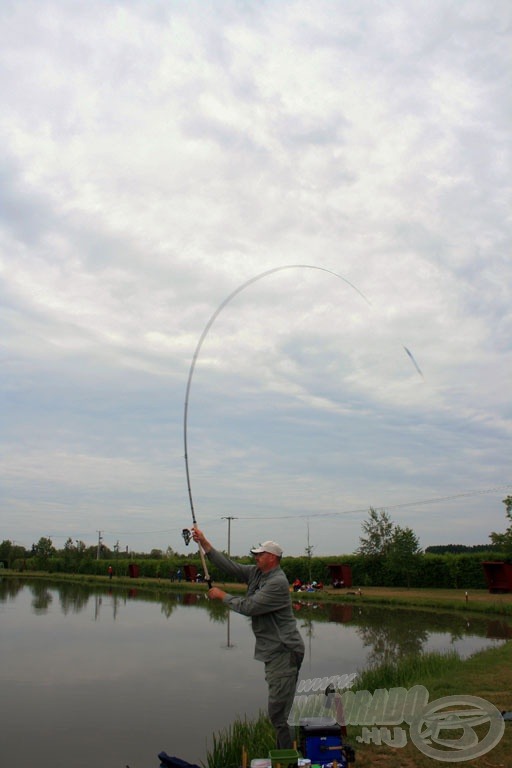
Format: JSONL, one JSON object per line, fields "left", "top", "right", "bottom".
{"left": 225, "top": 611, "right": 235, "bottom": 649}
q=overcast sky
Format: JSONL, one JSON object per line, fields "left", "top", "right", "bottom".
{"left": 1, "top": 0, "right": 511, "bottom": 558}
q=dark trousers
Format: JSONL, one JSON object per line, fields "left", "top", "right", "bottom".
{"left": 265, "top": 650, "right": 304, "bottom": 749}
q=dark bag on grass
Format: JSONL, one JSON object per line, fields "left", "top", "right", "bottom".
{"left": 158, "top": 751, "right": 202, "bottom": 768}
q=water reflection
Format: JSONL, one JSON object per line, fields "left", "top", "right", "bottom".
{"left": 356, "top": 612, "right": 428, "bottom": 666}
{"left": 3, "top": 578, "right": 511, "bottom": 656}
{"left": 290, "top": 597, "right": 509, "bottom": 667}
{"left": 0, "top": 577, "right": 25, "bottom": 601}
{"left": 29, "top": 581, "right": 53, "bottom": 614}
{"left": 4, "top": 578, "right": 512, "bottom": 652}
{"left": 225, "top": 612, "right": 235, "bottom": 648}
{"left": 486, "top": 619, "right": 512, "bottom": 639}
{"left": 58, "top": 581, "right": 90, "bottom": 614}
{"left": 1, "top": 577, "right": 510, "bottom": 768}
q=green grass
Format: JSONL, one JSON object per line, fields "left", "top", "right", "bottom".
{"left": 346, "top": 643, "right": 512, "bottom": 767}
{"left": 203, "top": 710, "right": 275, "bottom": 768}
{"left": 203, "top": 650, "right": 464, "bottom": 767}
{"left": 353, "top": 648, "right": 462, "bottom": 692}
{"left": 205, "top": 645, "right": 512, "bottom": 768}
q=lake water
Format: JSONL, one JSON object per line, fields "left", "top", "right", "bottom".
{"left": 1, "top": 578, "right": 509, "bottom": 768}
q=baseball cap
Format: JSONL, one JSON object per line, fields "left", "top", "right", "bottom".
{"left": 250, "top": 540, "right": 283, "bottom": 557}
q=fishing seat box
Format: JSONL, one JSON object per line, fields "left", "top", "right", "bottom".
{"left": 298, "top": 717, "right": 347, "bottom": 767}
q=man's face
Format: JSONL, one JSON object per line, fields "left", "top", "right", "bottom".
{"left": 254, "top": 551, "right": 277, "bottom": 572}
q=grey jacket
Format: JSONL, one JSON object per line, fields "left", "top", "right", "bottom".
{"left": 207, "top": 548, "right": 305, "bottom": 663}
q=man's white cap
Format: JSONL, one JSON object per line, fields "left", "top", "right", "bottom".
{"left": 250, "top": 541, "right": 283, "bottom": 557}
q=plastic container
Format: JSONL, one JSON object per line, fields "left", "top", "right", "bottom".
{"left": 269, "top": 748, "right": 301, "bottom": 768}
{"left": 251, "top": 760, "right": 271, "bottom": 768}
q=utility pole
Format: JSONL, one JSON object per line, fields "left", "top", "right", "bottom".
{"left": 305, "top": 520, "right": 314, "bottom": 582}
{"left": 221, "top": 516, "right": 238, "bottom": 556}
{"left": 96, "top": 531, "right": 103, "bottom": 560}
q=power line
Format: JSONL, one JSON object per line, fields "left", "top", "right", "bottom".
{"left": 40, "top": 484, "right": 512, "bottom": 540}
{"left": 234, "top": 484, "right": 512, "bottom": 521}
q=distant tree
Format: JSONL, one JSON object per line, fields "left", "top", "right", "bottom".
{"left": 31, "top": 537, "right": 56, "bottom": 568}
{"left": 357, "top": 508, "right": 394, "bottom": 558}
{"left": 62, "top": 537, "right": 75, "bottom": 569}
{"left": 61, "top": 538, "right": 87, "bottom": 570}
{"left": 387, "top": 525, "right": 422, "bottom": 587}
{"left": 391, "top": 525, "right": 422, "bottom": 556}
{"left": 85, "top": 545, "right": 99, "bottom": 559}
{"left": 425, "top": 544, "right": 460, "bottom": 554}
{"left": 150, "top": 548, "right": 163, "bottom": 559}
{"left": 100, "top": 543, "right": 111, "bottom": 557}
{"left": 0, "top": 539, "right": 13, "bottom": 565}
{"left": 76, "top": 540, "right": 87, "bottom": 556}
{"left": 426, "top": 544, "right": 504, "bottom": 554}
{"left": 357, "top": 509, "right": 424, "bottom": 586}
{"left": 0, "top": 539, "right": 26, "bottom": 568}
{"left": 489, "top": 497, "right": 512, "bottom": 556}
{"left": 489, "top": 532, "right": 511, "bottom": 550}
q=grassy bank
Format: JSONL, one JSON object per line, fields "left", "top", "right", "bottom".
{"left": 1, "top": 569, "right": 211, "bottom": 594}
{"left": 344, "top": 640, "right": 512, "bottom": 767}
{"left": 205, "top": 643, "right": 512, "bottom": 768}
{"left": 335, "top": 585, "right": 512, "bottom": 617}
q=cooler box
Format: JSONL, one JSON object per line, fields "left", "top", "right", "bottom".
{"left": 299, "top": 717, "right": 346, "bottom": 767}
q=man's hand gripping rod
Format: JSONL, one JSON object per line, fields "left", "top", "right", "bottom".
{"left": 181, "top": 528, "right": 212, "bottom": 588}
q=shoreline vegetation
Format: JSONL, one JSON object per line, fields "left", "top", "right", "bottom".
{"left": 5, "top": 569, "right": 512, "bottom": 616}
{"left": 204, "top": 643, "right": 512, "bottom": 768}
{"left": 4, "top": 572, "right": 512, "bottom": 767}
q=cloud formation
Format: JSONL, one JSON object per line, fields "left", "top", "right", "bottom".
{"left": 1, "top": 0, "right": 511, "bottom": 556}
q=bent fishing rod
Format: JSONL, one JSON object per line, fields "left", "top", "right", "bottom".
{"left": 182, "top": 264, "right": 423, "bottom": 579}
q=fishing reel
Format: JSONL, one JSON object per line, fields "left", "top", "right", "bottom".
{"left": 181, "top": 526, "right": 212, "bottom": 589}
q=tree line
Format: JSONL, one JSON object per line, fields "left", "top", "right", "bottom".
{"left": 0, "top": 536, "right": 193, "bottom": 571}
{"left": 2, "top": 496, "right": 511, "bottom": 588}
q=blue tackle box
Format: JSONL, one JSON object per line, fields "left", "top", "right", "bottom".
{"left": 298, "top": 717, "right": 354, "bottom": 767}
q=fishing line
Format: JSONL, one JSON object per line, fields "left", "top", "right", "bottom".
{"left": 182, "top": 264, "right": 422, "bottom": 544}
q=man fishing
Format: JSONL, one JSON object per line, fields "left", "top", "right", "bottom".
{"left": 191, "top": 527, "right": 305, "bottom": 750}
